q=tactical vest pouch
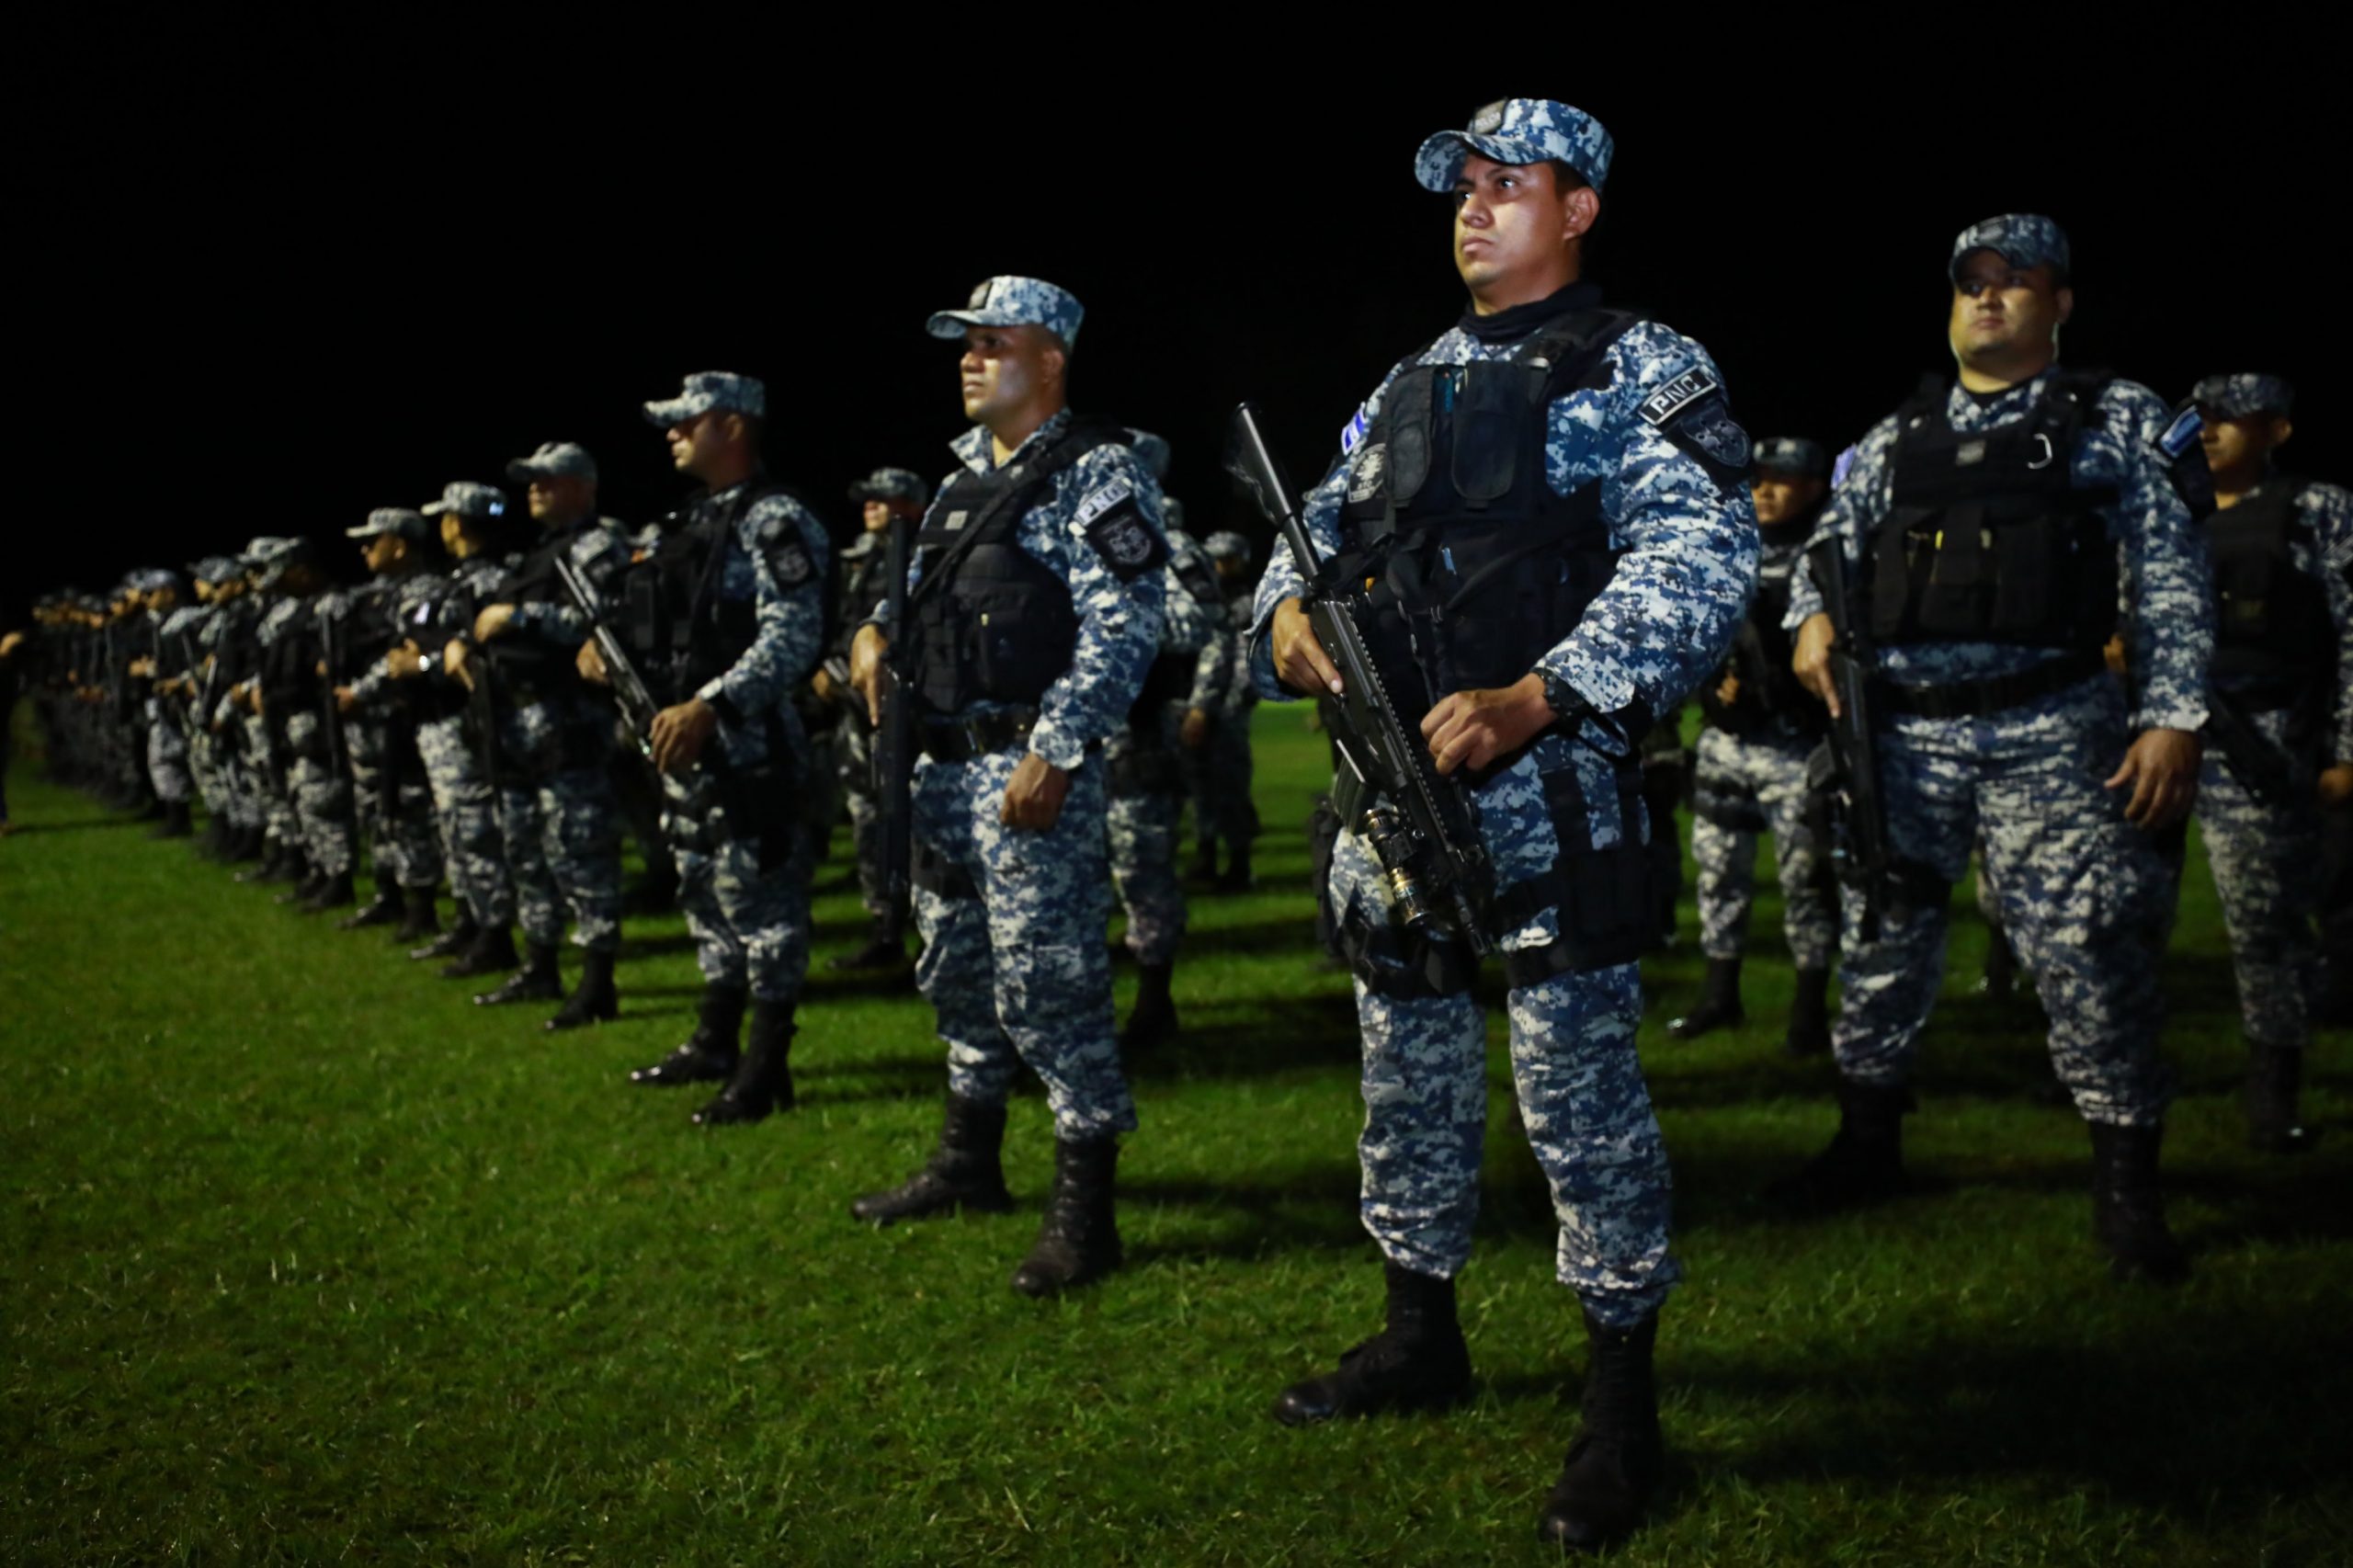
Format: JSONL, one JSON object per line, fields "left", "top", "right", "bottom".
{"left": 1336, "top": 894, "right": 1479, "bottom": 999}
{"left": 1491, "top": 759, "right": 1652, "bottom": 988}
{"left": 911, "top": 838, "right": 979, "bottom": 903}
{"left": 1384, "top": 370, "right": 1435, "bottom": 504}
{"left": 1450, "top": 365, "right": 1530, "bottom": 503}
{"left": 2211, "top": 482, "right": 2328, "bottom": 688}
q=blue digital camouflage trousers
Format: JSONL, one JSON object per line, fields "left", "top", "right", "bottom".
{"left": 664, "top": 735, "right": 814, "bottom": 1005}
{"left": 348, "top": 720, "right": 445, "bottom": 890}
{"left": 833, "top": 714, "right": 891, "bottom": 920}
{"left": 1831, "top": 676, "right": 2174, "bottom": 1125}
{"left": 284, "top": 711, "right": 355, "bottom": 877}
{"left": 2199, "top": 704, "right": 2323, "bottom": 1053}
{"left": 417, "top": 712, "right": 513, "bottom": 927}
{"left": 1690, "top": 725, "right": 1836, "bottom": 970}
{"left": 1108, "top": 718, "right": 1187, "bottom": 965}
{"left": 143, "top": 702, "right": 192, "bottom": 803}
{"left": 494, "top": 700, "right": 621, "bottom": 954}
{"left": 1327, "top": 732, "right": 1678, "bottom": 1330}
{"left": 246, "top": 712, "right": 298, "bottom": 848}
{"left": 912, "top": 744, "right": 1137, "bottom": 1141}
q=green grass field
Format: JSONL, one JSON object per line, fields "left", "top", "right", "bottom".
{"left": 4, "top": 708, "right": 2348, "bottom": 1565}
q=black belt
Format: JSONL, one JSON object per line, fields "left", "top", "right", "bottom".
{"left": 917, "top": 706, "right": 1040, "bottom": 764}
{"left": 1877, "top": 652, "right": 2107, "bottom": 720}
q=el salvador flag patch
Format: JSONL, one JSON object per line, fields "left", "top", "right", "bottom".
{"left": 2157, "top": 406, "right": 2202, "bottom": 460}
{"left": 1339, "top": 405, "right": 1371, "bottom": 457}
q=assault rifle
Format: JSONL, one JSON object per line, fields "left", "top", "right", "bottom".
{"left": 2204, "top": 686, "right": 2295, "bottom": 810}
{"left": 1225, "top": 402, "right": 1495, "bottom": 954}
{"left": 1805, "top": 539, "right": 1893, "bottom": 940}
{"left": 317, "top": 601, "right": 347, "bottom": 778}
{"left": 552, "top": 553, "right": 659, "bottom": 759}
{"left": 872, "top": 512, "right": 917, "bottom": 915}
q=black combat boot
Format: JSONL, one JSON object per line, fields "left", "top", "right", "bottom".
{"left": 1213, "top": 841, "right": 1255, "bottom": 893}
{"left": 1767, "top": 1079, "right": 1913, "bottom": 1211}
{"left": 414, "top": 915, "right": 478, "bottom": 961}
{"left": 1272, "top": 1260, "right": 1473, "bottom": 1425}
{"left": 828, "top": 918, "right": 907, "bottom": 971}
{"left": 147, "top": 799, "right": 193, "bottom": 840}
{"left": 1010, "top": 1136, "right": 1123, "bottom": 1297}
{"left": 1118, "top": 960, "right": 1179, "bottom": 1051}
{"left": 235, "top": 839, "right": 294, "bottom": 883}
{"left": 849, "top": 1096, "right": 1016, "bottom": 1224}
{"left": 228, "top": 824, "right": 266, "bottom": 863}
{"left": 195, "top": 814, "right": 230, "bottom": 860}
{"left": 392, "top": 888, "right": 440, "bottom": 944}
{"left": 1536, "top": 1308, "right": 1664, "bottom": 1551}
{"left": 1977, "top": 928, "right": 2020, "bottom": 999}
{"left": 275, "top": 863, "right": 325, "bottom": 905}
{"left": 339, "top": 871, "right": 404, "bottom": 929}
{"left": 441, "top": 924, "right": 518, "bottom": 978}
{"left": 631, "top": 984, "right": 747, "bottom": 1086}
{"left": 300, "top": 870, "right": 357, "bottom": 914}
{"left": 474, "top": 939, "right": 560, "bottom": 1004}
{"left": 544, "top": 948, "right": 620, "bottom": 1031}
{"left": 1190, "top": 839, "right": 1219, "bottom": 883}
{"left": 692, "top": 1000, "right": 794, "bottom": 1124}
{"left": 1784, "top": 966, "right": 1833, "bottom": 1057}
{"left": 2089, "top": 1121, "right": 2189, "bottom": 1284}
{"left": 1668, "top": 957, "right": 1744, "bottom": 1040}
{"left": 2245, "top": 1042, "right": 2315, "bottom": 1154}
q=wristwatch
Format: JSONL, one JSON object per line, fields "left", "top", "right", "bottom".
{"left": 1537, "top": 667, "right": 1587, "bottom": 725}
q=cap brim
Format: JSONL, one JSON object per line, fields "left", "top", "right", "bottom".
{"left": 420, "top": 500, "right": 452, "bottom": 517}
{"left": 1414, "top": 131, "right": 1552, "bottom": 193}
{"left": 1949, "top": 244, "right": 2051, "bottom": 281}
{"left": 926, "top": 308, "right": 1029, "bottom": 339}
{"left": 642, "top": 396, "right": 708, "bottom": 427}
{"left": 505, "top": 459, "right": 549, "bottom": 483}
{"left": 343, "top": 524, "right": 387, "bottom": 539}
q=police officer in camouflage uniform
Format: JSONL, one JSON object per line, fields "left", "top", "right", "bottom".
{"left": 605, "top": 376, "right": 831, "bottom": 1126}
{"left": 334, "top": 507, "right": 449, "bottom": 941}
{"left": 1255, "top": 102, "right": 1756, "bottom": 1551}
{"left": 198, "top": 552, "right": 271, "bottom": 864}
{"left": 2186, "top": 372, "right": 2351, "bottom": 1153}
{"left": 166, "top": 558, "right": 244, "bottom": 858}
{"left": 1105, "top": 437, "right": 1230, "bottom": 1049}
{"left": 824, "top": 466, "right": 930, "bottom": 972}
{"left": 1671, "top": 437, "right": 1839, "bottom": 1052}
{"left": 129, "top": 569, "right": 199, "bottom": 841}
{"left": 392, "top": 484, "right": 521, "bottom": 974}
{"left": 247, "top": 539, "right": 359, "bottom": 912}
{"left": 1779, "top": 216, "right": 2212, "bottom": 1284}
{"left": 452, "top": 446, "right": 631, "bottom": 1029}
{"left": 1186, "top": 530, "right": 1262, "bottom": 889}
{"left": 847, "top": 276, "right": 1167, "bottom": 1299}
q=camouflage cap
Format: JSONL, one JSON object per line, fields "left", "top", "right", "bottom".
{"left": 642, "top": 371, "right": 766, "bottom": 429}
{"left": 847, "top": 467, "right": 931, "bottom": 506}
{"left": 1415, "top": 98, "right": 1614, "bottom": 196}
{"left": 346, "top": 506, "right": 434, "bottom": 541}
{"left": 1752, "top": 437, "right": 1830, "bottom": 479}
{"left": 1126, "top": 428, "right": 1172, "bottom": 482}
{"left": 1949, "top": 214, "right": 2071, "bottom": 282}
{"left": 421, "top": 481, "right": 511, "bottom": 521}
{"left": 247, "top": 536, "right": 319, "bottom": 586}
{"left": 926, "top": 276, "right": 1085, "bottom": 348}
{"left": 128, "top": 567, "right": 182, "bottom": 594}
{"left": 505, "top": 440, "right": 598, "bottom": 484}
{"left": 1203, "top": 530, "right": 1253, "bottom": 566}
{"left": 188, "top": 554, "right": 245, "bottom": 585}
{"left": 2190, "top": 373, "right": 2295, "bottom": 420}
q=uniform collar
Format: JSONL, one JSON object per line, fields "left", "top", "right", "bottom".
{"left": 951, "top": 407, "right": 1073, "bottom": 475}
{"left": 1458, "top": 279, "right": 1605, "bottom": 345}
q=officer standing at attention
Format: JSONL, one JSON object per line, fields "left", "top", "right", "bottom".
{"left": 1671, "top": 437, "right": 1839, "bottom": 1052}
{"left": 824, "top": 467, "right": 930, "bottom": 972}
{"left": 2186, "top": 372, "right": 2351, "bottom": 1152}
{"left": 457, "top": 445, "right": 631, "bottom": 1030}
{"left": 248, "top": 539, "right": 359, "bottom": 913}
{"left": 1187, "top": 529, "right": 1262, "bottom": 890}
{"left": 1105, "top": 435, "right": 1229, "bottom": 1049}
{"left": 391, "top": 484, "right": 521, "bottom": 975}
{"left": 1779, "top": 217, "right": 2212, "bottom": 1283}
{"left": 605, "top": 374, "right": 832, "bottom": 1127}
{"left": 847, "top": 276, "right": 1167, "bottom": 1298}
{"left": 1255, "top": 101, "right": 1756, "bottom": 1551}
{"left": 335, "top": 507, "right": 449, "bottom": 943}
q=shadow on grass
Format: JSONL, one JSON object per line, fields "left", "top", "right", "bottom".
{"left": 1669, "top": 1312, "right": 2353, "bottom": 1522}
{"left": 1122, "top": 1167, "right": 1370, "bottom": 1266}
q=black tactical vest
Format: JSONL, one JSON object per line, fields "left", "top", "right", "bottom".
{"left": 1705, "top": 518, "right": 1823, "bottom": 736}
{"left": 1332, "top": 310, "right": 1640, "bottom": 710}
{"left": 903, "top": 421, "right": 1124, "bottom": 717}
{"left": 491, "top": 521, "right": 614, "bottom": 693}
{"left": 1869, "top": 372, "right": 2119, "bottom": 649}
{"left": 620, "top": 481, "right": 813, "bottom": 704}
{"left": 2209, "top": 476, "right": 2328, "bottom": 690}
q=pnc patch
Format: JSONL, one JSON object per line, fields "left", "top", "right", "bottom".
{"left": 1639, "top": 366, "right": 1722, "bottom": 430}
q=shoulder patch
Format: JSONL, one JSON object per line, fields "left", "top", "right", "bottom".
{"left": 767, "top": 539, "right": 813, "bottom": 587}
{"left": 1078, "top": 480, "right": 1167, "bottom": 582}
{"left": 1338, "top": 404, "right": 1372, "bottom": 457}
{"left": 1639, "top": 367, "right": 1722, "bottom": 429}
